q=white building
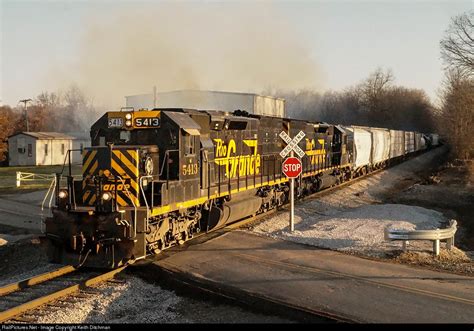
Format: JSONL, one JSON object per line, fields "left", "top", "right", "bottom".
{"left": 65, "top": 131, "right": 91, "bottom": 164}
{"left": 7, "top": 132, "right": 86, "bottom": 166}
{"left": 125, "top": 90, "right": 286, "bottom": 118}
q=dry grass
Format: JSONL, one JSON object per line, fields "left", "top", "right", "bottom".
{"left": 0, "top": 164, "right": 81, "bottom": 193}
{"left": 392, "top": 247, "right": 474, "bottom": 275}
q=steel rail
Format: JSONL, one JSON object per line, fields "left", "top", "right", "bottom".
{"left": 0, "top": 266, "right": 126, "bottom": 323}
{"left": 0, "top": 265, "right": 76, "bottom": 297}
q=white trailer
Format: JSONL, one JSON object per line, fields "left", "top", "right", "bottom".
{"left": 125, "top": 90, "right": 286, "bottom": 118}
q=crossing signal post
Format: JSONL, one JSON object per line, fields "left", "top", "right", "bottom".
{"left": 280, "top": 131, "right": 305, "bottom": 232}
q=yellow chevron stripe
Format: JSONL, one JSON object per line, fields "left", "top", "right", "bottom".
{"left": 89, "top": 194, "right": 97, "bottom": 205}
{"left": 83, "top": 191, "right": 91, "bottom": 202}
{"left": 128, "top": 178, "right": 140, "bottom": 207}
{"left": 82, "top": 150, "right": 97, "bottom": 174}
{"left": 126, "top": 150, "right": 139, "bottom": 174}
{"left": 111, "top": 158, "right": 128, "bottom": 177}
{"left": 116, "top": 194, "right": 128, "bottom": 207}
{"left": 113, "top": 150, "right": 138, "bottom": 176}
{"left": 89, "top": 160, "right": 99, "bottom": 175}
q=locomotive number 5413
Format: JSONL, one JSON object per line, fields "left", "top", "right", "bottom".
{"left": 135, "top": 118, "right": 160, "bottom": 127}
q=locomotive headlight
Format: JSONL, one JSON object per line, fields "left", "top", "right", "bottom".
{"left": 102, "top": 192, "right": 113, "bottom": 201}
{"left": 125, "top": 113, "right": 132, "bottom": 120}
{"left": 58, "top": 189, "right": 68, "bottom": 199}
{"left": 125, "top": 120, "right": 132, "bottom": 127}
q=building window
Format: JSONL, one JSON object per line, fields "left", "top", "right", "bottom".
{"left": 45, "top": 143, "right": 48, "bottom": 156}
{"left": 17, "top": 137, "right": 25, "bottom": 154}
{"left": 61, "top": 144, "right": 65, "bottom": 155}
{"left": 28, "top": 144, "right": 32, "bottom": 157}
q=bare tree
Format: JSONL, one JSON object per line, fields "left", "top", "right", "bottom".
{"left": 360, "top": 67, "right": 394, "bottom": 114}
{"left": 438, "top": 70, "right": 474, "bottom": 159}
{"left": 440, "top": 11, "right": 474, "bottom": 77}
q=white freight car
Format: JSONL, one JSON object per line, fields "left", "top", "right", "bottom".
{"left": 344, "top": 126, "right": 372, "bottom": 172}
{"left": 405, "top": 131, "right": 415, "bottom": 153}
{"left": 414, "top": 133, "right": 423, "bottom": 151}
{"left": 389, "top": 130, "right": 405, "bottom": 158}
{"left": 369, "top": 128, "right": 390, "bottom": 167}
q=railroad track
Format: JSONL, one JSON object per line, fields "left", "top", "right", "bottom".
{"left": 0, "top": 265, "right": 126, "bottom": 323}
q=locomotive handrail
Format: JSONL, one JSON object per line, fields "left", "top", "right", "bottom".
{"left": 117, "top": 176, "right": 138, "bottom": 239}
{"left": 40, "top": 176, "right": 57, "bottom": 232}
{"left": 139, "top": 176, "right": 153, "bottom": 228}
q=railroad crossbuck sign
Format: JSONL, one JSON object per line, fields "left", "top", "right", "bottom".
{"left": 279, "top": 131, "right": 306, "bottom": 159}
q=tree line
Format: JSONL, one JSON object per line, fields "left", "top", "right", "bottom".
{"left": 276, "top": 68, "right": 435, "bottom": 133}
{"left": 438, "top": 11, "right": 473, "bottom": 160}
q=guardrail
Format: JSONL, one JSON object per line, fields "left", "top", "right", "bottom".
{"left": 384, "top": 220, "right": 457, "bottom": 256}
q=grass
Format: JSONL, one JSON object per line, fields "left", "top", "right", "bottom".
{"left": 0, "top": 164, "right": 82, "bottom": 194}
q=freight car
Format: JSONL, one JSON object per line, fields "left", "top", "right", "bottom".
{"left": 44, "top": 108, "right": 432, "bottom": 269}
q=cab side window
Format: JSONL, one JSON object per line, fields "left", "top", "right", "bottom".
{"left": 184, "top": 134, "right": 195, "bottom": 155}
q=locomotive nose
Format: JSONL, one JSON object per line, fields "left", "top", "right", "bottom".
{"left": 81, "top": 146, "right": 141, "bottom": 208}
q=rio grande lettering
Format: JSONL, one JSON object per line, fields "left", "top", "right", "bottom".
{"left": 214, "top": 139, "right": 261, "bottom": 178}
{"left": 305, "top": 138, "right": 327, "bottom": 165}
{"left": 103, "top": 183, "right": 130, "bottom": 191}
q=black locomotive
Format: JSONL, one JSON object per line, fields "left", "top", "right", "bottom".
{"left": 44, "top": 108, "right": 424, "bottom": 268}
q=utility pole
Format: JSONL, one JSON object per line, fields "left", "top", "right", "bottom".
{"left": 19, "top": 99, "right": 32, "bottom": 132}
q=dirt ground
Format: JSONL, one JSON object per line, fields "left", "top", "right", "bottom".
{"left": 388, "top": 160, "right": 474, "bottom": 249}
{"left": 383, "top": 159, "right": 474, "bottom": 274}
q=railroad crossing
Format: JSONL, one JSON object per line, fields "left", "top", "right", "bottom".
{"left": 280, "top": 130, "right": 305, "bottom": 232}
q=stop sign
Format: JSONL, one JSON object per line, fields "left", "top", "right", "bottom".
{"left": 282, "top": 157, "right": 302, "bottom": 178}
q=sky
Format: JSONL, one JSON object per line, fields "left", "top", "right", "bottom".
{"left": 0, "top": 0, "right": 472, "bottom": 108}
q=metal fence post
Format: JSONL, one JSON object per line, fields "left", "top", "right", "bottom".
{"left": 16, "top": 172, "right": 21, "bottom": 187}
{"left": 402, "top": 241, "right": 409, "bottom": 251}
{"left": 433, "top": 240, "right": 440, "bottom": 256}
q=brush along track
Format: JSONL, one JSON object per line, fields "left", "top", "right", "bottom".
{"left": 0, "top": 265, "right": 126, "bottom": 323}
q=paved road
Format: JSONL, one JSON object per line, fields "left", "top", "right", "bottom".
{"left": 0, "top": 190, "right": 47, "bottom": 232}
{"left": 151, "top": 231, "right": 474, "bottom": 323}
